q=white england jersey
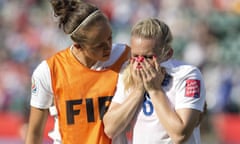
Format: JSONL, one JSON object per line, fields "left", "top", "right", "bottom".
{"left": 112, "top": 59, "right": 206, "bottom": 144}
{"left": 30, "top": 43, "right": 127, "bottom": 143}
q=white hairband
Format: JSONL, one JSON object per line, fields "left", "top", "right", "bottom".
{"left": 70, "top": 10, "right": 101, "bottom": 36}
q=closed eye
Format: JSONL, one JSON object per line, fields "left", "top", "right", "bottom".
{"left": 143, "top": 55, "right": 154, "bottom": 59}
{"left": 131, "top": 55, "right": 154, "bottom": 59}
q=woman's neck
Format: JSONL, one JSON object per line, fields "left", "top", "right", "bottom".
{"left": 71, "top": 46, "right": 97, "bottom": 68}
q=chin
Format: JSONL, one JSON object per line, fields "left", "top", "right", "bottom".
{"left": 101, "top": 56, "right": 110, "bottom": 61}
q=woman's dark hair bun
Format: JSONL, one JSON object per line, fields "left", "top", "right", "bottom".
{"left": 50, "top": 0, "right": 82, "bottom": 28}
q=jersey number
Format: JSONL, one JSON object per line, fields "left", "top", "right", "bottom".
{"left": 143, "top": 99, "right": 154, "bottom": 116}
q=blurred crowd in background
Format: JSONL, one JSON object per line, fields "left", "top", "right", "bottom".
{"left": 0, "top": 0, "right": 240, "bottom": 143}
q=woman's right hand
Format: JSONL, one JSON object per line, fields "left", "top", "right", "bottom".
{"left": 130, "top": 57, "right": 145, "bottom": 91}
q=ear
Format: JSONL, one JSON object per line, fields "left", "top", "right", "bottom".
{"left": 162, "top": 48, "right": 173, "bottom": 61}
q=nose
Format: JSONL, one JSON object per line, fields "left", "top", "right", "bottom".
{"left": 104, "top": 41, "right": 111, "bottom": 51}
{"left": 103, "top": 45, "right": 111, "bottom": 51}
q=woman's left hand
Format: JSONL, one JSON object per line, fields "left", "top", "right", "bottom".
{"left": 139, "top": 57, "right": 165, "bottom": 92}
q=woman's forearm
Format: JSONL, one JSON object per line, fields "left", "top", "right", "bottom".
{"left": 25, "top": 107, "right": 49, "bottom": 144}
{"left": 103, "top": 89, "right": 144, "bottom": 138}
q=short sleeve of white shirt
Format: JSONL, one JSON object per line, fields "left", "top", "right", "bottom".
{"left": 30, "top": 60, "right": 53, "bottom": 109}
{"left": 174, "top": 67, "right": 206, "bottom": 112}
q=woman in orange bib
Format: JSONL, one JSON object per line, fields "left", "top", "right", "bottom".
{"left": 25, "top": 0, "right": 129, "bottom": 144}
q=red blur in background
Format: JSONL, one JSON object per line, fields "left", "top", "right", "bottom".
{"left": 0, "top": 112, "right": 53, "bottom": 143}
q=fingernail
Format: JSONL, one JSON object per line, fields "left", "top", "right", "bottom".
{"left": 138, "top": 56, "right": 144, "bottom": 62}
{"left": 136, "top": 65, "right": 142, "bottom": 69}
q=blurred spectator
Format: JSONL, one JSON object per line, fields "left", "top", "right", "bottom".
{"left": 214, "top": 68, "right": 239, "bottom": 113}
